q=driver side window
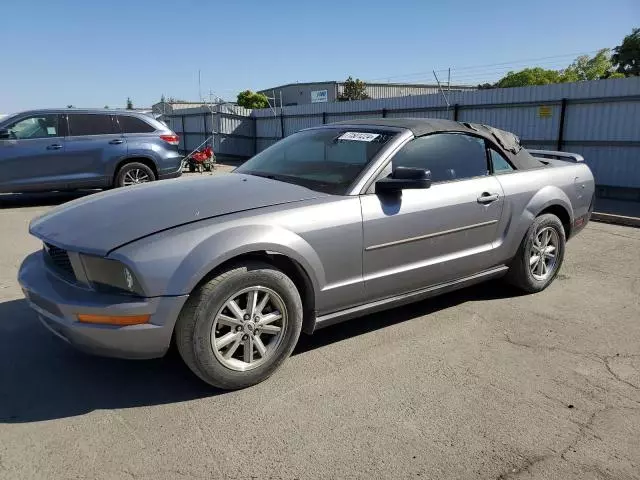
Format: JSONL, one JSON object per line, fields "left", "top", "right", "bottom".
{"left": 391, "top": 133, "right": 489, "bottom": 183}
{"left": 6, "top": 114, "right": 60, "bottom": 140}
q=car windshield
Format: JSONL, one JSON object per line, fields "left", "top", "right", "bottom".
{"left": 0, "top": 112, "right": 20, "bottom": 127}
{"left": 235, "top": 128, "right": 397, "bottom": 195}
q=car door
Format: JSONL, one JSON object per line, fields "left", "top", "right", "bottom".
{"left": 0, "top": 113, "right": 68, "bottom": 192}
{"left": 360, "top": 132, "right": 505, "bottom": 301}
{"left": 63, "top": 113, "right": 127, "bottom": 188}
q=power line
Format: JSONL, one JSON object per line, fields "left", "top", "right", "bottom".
{"left": 433, "top": 50, "right": 600, "bottom": 73}
{"left": 367, "top": 50, "right": 600, "bottom": 83}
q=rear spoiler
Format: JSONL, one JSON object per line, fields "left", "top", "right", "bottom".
{"left": 527, "top": 149, "right": 584, "bottom": 163}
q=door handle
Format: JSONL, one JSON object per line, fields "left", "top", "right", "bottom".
{"left": 477, "top": 193, "right": 499, "bottom": 204}
{"left": 109, "top": 139, "right": 124, "bottom": 145}
{"left": 46, "top": 144, "right": 63, "bottom": 150}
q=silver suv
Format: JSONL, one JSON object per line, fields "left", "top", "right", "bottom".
{"left": 0, "top": 109, "right": 182, "bottom": 193}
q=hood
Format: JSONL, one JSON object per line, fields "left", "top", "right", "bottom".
{"left": 30, "top": 173, "right": 327, "bottom": 256}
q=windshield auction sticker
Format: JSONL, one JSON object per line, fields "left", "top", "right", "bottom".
{"left": 338, "top": 132, "right": 381, "bottom": 142}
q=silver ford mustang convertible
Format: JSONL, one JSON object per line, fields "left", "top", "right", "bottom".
{"left": 18, "top": 118, "right": 595, "bottom": 389}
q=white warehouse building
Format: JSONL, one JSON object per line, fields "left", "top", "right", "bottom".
{"left": 258, "top": 80, "right": 476, "bottom": 106}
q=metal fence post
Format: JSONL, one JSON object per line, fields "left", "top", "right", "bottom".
{"left": 203, "top": 113, "right": 207, "bottom": 147}
{"left": 280, "top": 109, "right": 285, "bottom": 138}
{"left": 181, "top": 115, "right": 186, "bottom": 153}
{"left": 252, "top": 117, "right": 258, "bottom": 156}
{"left": 453, "top": 104, "right": 459, "bottom": 121}
{"left": 382, "top": 108, "right": 387, "bottom": 118}
{"left": 557, "top": 98, "right": 567, "bottom": 151}
{"left": 322, "top": 111, "right": 327, "bottom": 124}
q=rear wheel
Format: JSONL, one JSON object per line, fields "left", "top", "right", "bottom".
{"left": 505, "top": 213, "right": 566, "bottom": 293}
{"left": 115, "top": 162, "right": 156, "bottom": 187}
{"left": 175, "top": 262, "right": 303, "bottom": 389}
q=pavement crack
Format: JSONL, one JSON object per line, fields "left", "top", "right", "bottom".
{"left": 603, "top": 356, "right": 640, "bottom": 391}
{"left": 496, "top": 454, "right": 552, "bottom": 479}
{"left": 502, "top": 333, "right": 597, "bottom": 360}
{"left": 559, "top": 407, "right": 609, "bottom": 462}
{"left": 503, "top": 334, "right": 640, "bottom": 394}
{"left": 496, "top": 407, "right": 614, "bottom": 479}
{"left": 111, "top": 412, "right": 146, "bottom": 449}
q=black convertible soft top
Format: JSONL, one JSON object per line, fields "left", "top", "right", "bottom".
{"left": 331, "top": 118, "right": 543, "bottom": 170}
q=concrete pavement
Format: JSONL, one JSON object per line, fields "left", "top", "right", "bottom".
{"left": 0, "top": 186, "right": 639, "bottom": 479}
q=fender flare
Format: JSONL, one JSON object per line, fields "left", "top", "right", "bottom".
{"left": 166, "top": 224, "right": 326, "bottom": 296}
{"left": 524, "top": 185, "right": 574, "bottom": 224}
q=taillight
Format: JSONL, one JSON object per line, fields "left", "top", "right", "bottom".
{"left": 160, "top": 134, "right": 179, "bottom": 146}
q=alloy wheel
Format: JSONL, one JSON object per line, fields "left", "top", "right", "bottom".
{"left": 529, "top": 226, "right": 559, "bottom": 281}
{"left": 211, "top": 286, "right": 287, "bottom": 372}
{"left": 122, "top": 169, "right": 151, "bottom": 186}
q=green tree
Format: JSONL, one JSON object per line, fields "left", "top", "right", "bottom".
{"left": 496, "top": 68, "right": 563, "bottom": 88}
{"left": 104, "top": 105, "right": 109, "bottom": 109}
{"left": 338, "top": 76, "right": 369, "bottom": 101}
{"left": 236, "top": 90, "right": 270, "bottom": 109}
{"left": 612, "top": 27, "right": 640, "bottom": 76}
{"left": 160, "top": 94, "right": 166, "bottom": 103}
{"left": 66, "top": 104, "right": 74, "bottom": 108}
{"left": 562, "top": 49, "right": 623, "bottom": 81}
{"left": 126, "top": 97, "right": 133, "bottom": 109}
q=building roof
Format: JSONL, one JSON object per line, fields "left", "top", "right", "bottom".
{"left": 258, "top": 80, "right": 474, "bottom": 92}
{"left": 258, "top": 81, "right": 337, "bottom": 92}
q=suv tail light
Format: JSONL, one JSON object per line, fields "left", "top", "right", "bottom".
{"left": 160, "top": 134, "right": 180, "bottom": 146}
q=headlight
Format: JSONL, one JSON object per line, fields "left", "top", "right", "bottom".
{"left": 80, "top": 255, "right": 144, "bottom": 296}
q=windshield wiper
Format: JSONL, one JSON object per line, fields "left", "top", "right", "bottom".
{"left": 243, "top": 171, "right": 301, "bottom": 185}
{"left": 241, "top": 171, "right": 341, "bottom": 194}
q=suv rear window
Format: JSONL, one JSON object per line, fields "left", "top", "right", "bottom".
{"left": 68, "top": 114, "right": 117, "bottom": 136}
{"left": 118, "top": 115, "right": 155, "bottom": 133}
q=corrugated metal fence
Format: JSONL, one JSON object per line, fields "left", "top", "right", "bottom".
{"left": 168, "top": 77, "right": 640, "bottom": 189}
{"left": 163, "top": 104, "right": 255, "bottom": 160}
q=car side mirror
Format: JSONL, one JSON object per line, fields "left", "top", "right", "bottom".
{"left": 0, "top": 128, "right": 10, "bottom": 140}
{"left": 375, "top": 167, "right": 431, "bottom": 194}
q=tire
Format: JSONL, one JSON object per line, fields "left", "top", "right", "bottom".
{"left": 505, "top": 213, "right": 566, "bottom": 293}
{"left": 115, "top": 162, "right": 156, "bottom": 188}
{"left": 175, "top": 262, "right": 303, "bottom": 390}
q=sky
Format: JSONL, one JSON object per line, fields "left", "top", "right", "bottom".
{"left": 0, "top": 0, "right": 638, "bottom": 113}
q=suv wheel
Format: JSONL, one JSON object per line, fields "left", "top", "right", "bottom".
{"left": 505, "top": 213, "right": 566, "bottom": 293}
{"left": 115, "top": 162, "right": 156, "bottom": 187}
{"left": 175, "top": 262, "right": 303, "bottom": 389}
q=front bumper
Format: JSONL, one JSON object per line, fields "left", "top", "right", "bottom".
{"left": 18, "top": 251, "right": 188, "bottom": 359}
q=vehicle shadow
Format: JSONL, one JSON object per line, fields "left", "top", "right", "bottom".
{"left": 0, "top": 280, "right": 522, "bottom": 423}
{"left": 0, "top": 190, "right": 97, "bottom": 209}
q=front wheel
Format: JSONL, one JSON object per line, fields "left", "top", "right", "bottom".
{"left": 505, "top": 213, "right": 566, "bottom": 293}
{"left": 175, "top": 262, "right": 303, "bottom": 389}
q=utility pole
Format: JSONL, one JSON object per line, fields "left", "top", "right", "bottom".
{"left": 433, "top": 70, "right": 450, "bottom": 114}
{"left": 208, "top": 89, "right": 215, "bottom": 151}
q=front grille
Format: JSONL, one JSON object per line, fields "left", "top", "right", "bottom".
{"left": 44, "top": 243, "right": 76, "bottom": 282}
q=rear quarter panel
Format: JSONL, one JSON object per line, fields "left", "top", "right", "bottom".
{"left": 121, "top": 134, "right": 182, "bottom": 176}
{"left": 494, "top": 163, "right": 594, "bottom": 264}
